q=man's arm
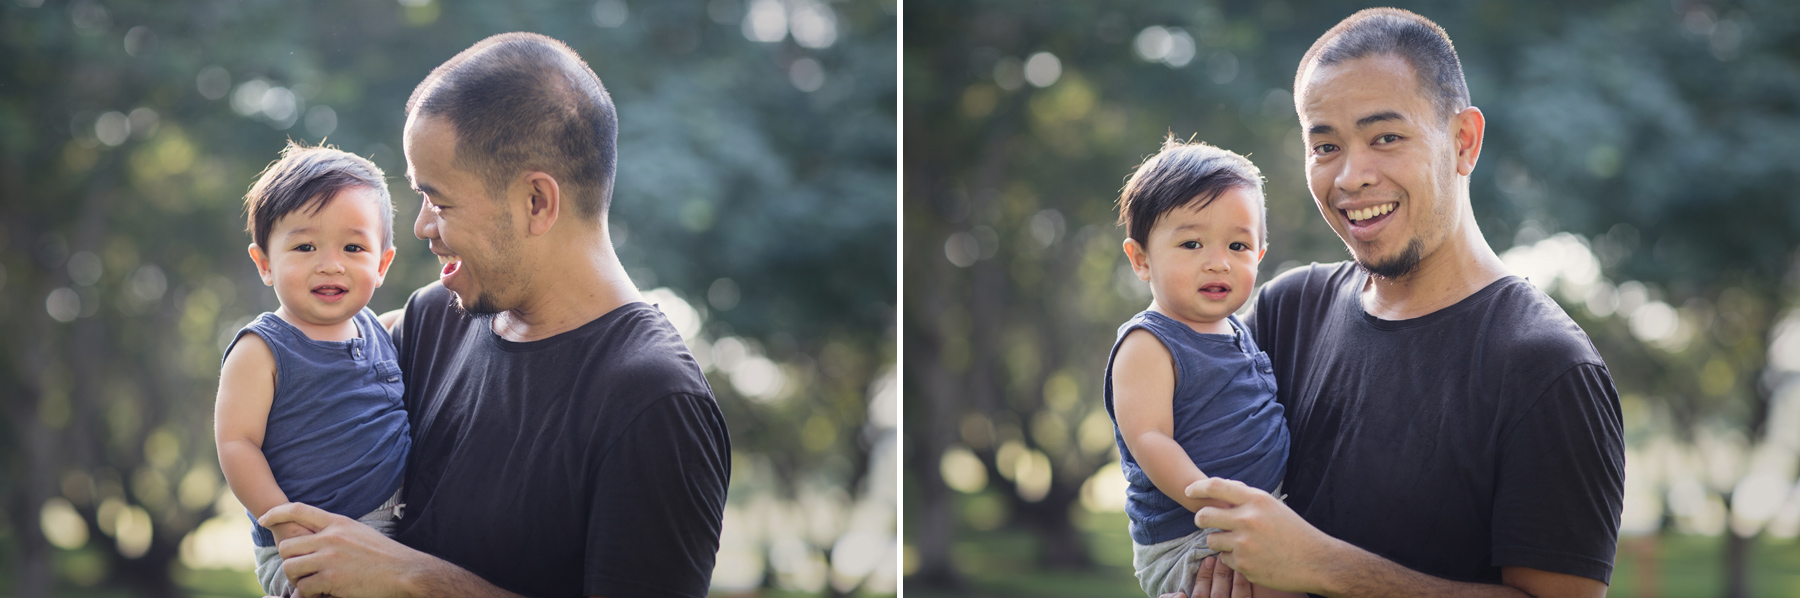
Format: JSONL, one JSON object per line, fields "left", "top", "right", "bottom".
{"left": 1112, "top": 329, "right": 1223, "bottom": 513}
{"left": 1184, "top": 478, "right": 1605, "bottom": 598}
{"left": 261, "top": 502, "right": 531, "bottom": 598}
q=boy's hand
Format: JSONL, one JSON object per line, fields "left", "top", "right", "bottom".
{"left": 270, "top": 521, "right": 314, "bottom": 545}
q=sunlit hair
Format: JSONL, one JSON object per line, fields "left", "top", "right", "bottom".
{"left": 1116, "top": 136, "right": 1266, "bottom": 250}
{"left": 405, "top": 32, "right": 618, "bottom": 219}
{"left": 244, "top": 141, "right": 393, "bottom": 251}
{"left": 1295, "top": 8, "right": 1471, "bottom": 121}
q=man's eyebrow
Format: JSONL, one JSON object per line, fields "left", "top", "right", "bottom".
{"left": 408, "top": 174, "right": 444, "bottom": 198}
{"left": 1307, "top": 111, "right": 1408, "bottom": 137}
{"left": 1356, "top": 111, "right": 1405, "bottom": 129}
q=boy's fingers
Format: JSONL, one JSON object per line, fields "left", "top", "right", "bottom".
{"left": 1209, "top": 556, "right": 1235, "bottom": 598}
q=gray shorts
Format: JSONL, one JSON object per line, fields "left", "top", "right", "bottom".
{"left": 1131, "top": 486, "right": 1284, "bottom": 598}
{"left": 253, "top": 488, "right": 404, "bottom": 597}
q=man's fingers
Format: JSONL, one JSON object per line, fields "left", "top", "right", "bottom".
{"left": 1185, "top": 477, "right": 1257, "bottom": 504}
{"left": 1196, "top": 505, "right": 1247, "bottom": 533}
{"left": 1190, "top": 554, "right": 1216, "bottom": 597}
{"left": 1205, "top": 528, "right": 1237, "bottom": 553}
{"left": 259, "top": 501, "right": 334, "bottom": 532}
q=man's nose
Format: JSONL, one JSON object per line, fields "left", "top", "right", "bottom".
{"left": 414, "top": 196, "right": 435, "bottom": 240}
{"left": 1335, "top": 146, "right": 1379, "bottom": 194}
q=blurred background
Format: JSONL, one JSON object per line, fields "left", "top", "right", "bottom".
{"left": 904, "top": 1, "right": 1800, "bottom": 597}
{"left": 0, "top": 0, "right": 894, "bottom": 596}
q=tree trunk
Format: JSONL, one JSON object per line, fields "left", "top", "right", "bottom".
{"left": 1723, "top": 529, "right": 1751, "bottom": 598}
{"left": 1015, "top": 485, "right": 1092, "bottom": 570}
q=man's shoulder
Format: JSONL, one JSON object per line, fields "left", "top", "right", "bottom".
{"left": 575, "top": 302, "right": 715, "bottom": 401}
{"left": 1481, "top": 277, "right": 1606, "bottom": 368}
{"left": 1258, "top": 261, "right": 1358, "bottom": 303}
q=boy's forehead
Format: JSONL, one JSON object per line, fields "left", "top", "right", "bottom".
{"left": 272, "top": 187, "right": 386, "bottom": 234}
{"left": 1151, "top": 188, "right": 1264, "bottom": 235}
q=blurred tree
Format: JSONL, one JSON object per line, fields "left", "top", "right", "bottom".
{"left": 0, "top": 0, "right": 894, "bottom": 595}
{"left": 905, "top": 1, "right": 1800, "bottom": 596}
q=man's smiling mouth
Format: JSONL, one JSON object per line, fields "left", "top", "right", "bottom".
{"left": 1344, "top": 202, "right": 1397, "bottom": 224}
{"left": 439, "top": 254, "right": 462, "bottom": 277}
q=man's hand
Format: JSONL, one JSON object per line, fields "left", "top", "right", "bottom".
{"left": 1187, "top": 477, "right": 1342, "bottom": 594}
{"left": 260, "top": 502, "right": 526, "bottom": 598}
{"left": 261, "top": 502, "right": 426, "bottom": 598}
{"left": 269, "top": 521, "right": 314, "bottom": 546}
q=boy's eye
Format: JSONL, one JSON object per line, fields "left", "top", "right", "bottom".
{"left": 345, "top": 244, "right": 365, "bottom": 253}
{"left": 1230, "top": 242, "right": 1250, "bottom": 251}
{"left": 1180, "top": 241, "right": 1200, "bottom": 250}
{"left": 294, "top": 243, "right": 315, "bottom": 252}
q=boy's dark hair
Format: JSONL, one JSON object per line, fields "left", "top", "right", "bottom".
{"left": 405, "top": 32, "right": 617, "bottom": 219}
{"left": 244, "top": 141, "right": 393, "bottom": 251}
{"left": 1296, "top": 8, "right": 1470, "bottom": 121}
{"left": 1117, "top": 137, "right": 1266, "bottom": 249}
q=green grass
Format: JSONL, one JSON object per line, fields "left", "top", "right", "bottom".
{"left": 909, "top": 510, "right": 1800, "bottom": 598}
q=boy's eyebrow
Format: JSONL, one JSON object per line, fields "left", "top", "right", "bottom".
{"left": 281, "top": 226, "right": 375, "bottom": 241}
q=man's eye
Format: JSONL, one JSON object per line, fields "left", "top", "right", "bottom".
{"left": 1230, "top": 242, "right": 1249, "bottom": 251}
{"left": 1313, "top": 143, "right": 1339, "bottom": 155}
{"left": 1180, "top": 241, "right": 1201, "bottom": 249}
{"left": 1375, "top": 134, "right": 1401, "bottom": 144}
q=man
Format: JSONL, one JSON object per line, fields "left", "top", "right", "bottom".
{"left": 1170, "top": 9, "right": 1624, "bottom": 598}
{"left": 259, "top": 32, "right": 731, "bottom": 598}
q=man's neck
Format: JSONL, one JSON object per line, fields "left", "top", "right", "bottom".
{"left": 1360, "top": 219, "right": 1509, "bottom": 321}
{"left": 491, "top": 232, "right": 642, "bottom": 343}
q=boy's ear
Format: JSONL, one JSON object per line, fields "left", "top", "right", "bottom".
{"left": 247, "top": 244, "right": 275, "bottom": 286}
{"left": 1258, "top": 244, "right": 1268, "bottom": 262}
{"left": 374, "top": 245, "right": 397, "bottom": 285}
{"left": 1123, "top": 238, "right": 1153, "bottom": 282}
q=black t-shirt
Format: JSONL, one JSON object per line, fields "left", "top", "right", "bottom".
{"left": 390, "top": 282, "right": 730, "bottom": 598}
{"left": 1247, "top": 262, "right": 1624, "bottom": 585}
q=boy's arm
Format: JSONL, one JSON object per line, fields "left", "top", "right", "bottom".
{"left": 213, "top": 333, "right": 310, "bottom": 542}
{"left": 377, "top": 308, "right": 404, "bottom": 333}
{"left": 1113, "top": 328, "right": 1218, "bottom": 513}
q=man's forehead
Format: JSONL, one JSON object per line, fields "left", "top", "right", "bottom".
{"left": 1298, "top": 54, "right": 1428, "bottom": 124}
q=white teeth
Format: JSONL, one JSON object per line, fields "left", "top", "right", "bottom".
{"left": 437, "top": 255, "right": 460, "bottom": 266}
{"left": 1348, "top": 203, "right": 1397, "bottom": 222}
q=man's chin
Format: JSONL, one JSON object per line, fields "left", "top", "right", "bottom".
{"left": 450, "top": 291, "right": 502, "bottom": 316}
{"left": 1353, "top": 239, "right": 1425, "bottom": 280}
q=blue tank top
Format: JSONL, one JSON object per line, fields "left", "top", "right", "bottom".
{"left": 224, "top": 308, "right": 410, "bottom": 546}
{"left": 1103, "top": 311, "right": 1288, "bottom": 544}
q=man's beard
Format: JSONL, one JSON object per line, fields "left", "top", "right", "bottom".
{"left": 451, "top": 291, "right": 503, "bottom": 316}
{"left": 1356, "top": 238, "right": 1424, "bottom": 280}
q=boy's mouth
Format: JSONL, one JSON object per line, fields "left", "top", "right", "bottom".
{"left": 1199, "top": 282, "right": 1231, "bottom": 300}
{"left": 312, "top": 284, "right": 348, "bottom": 302}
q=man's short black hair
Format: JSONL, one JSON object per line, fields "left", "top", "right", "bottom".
{"left": 244, "top": 141, "right": 393, "bottom": 251}
{"left": 1295, "top": 8, "right": 1471, "bottom": 121}
{"left": 1117, "top": 136, "right": 1266, "bottom": 249}
{"left": 406, "top": 32, "right": 618, "bottom": 218}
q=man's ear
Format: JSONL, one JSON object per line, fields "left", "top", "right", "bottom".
{"left": 248, "top": 244, "right": 275, "bottom": 286}
{"left": 1123, "top": 238, "right": 1153, "bottom": 282}
{"left": 374, "top": 245, "right": 397, "bottom": 286}
{"left": 520, "top": 171, "right": 562, "bottom": 237}
{"left": 1452, "top": 106, "right": 1485, "bottom": 176}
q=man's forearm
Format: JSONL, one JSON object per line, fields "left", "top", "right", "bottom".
{"left": 398, "top": 556, "right": 529, "bottom": 598}
{"left": 1317, "top": 543, "right": 1530, "bottom": 598}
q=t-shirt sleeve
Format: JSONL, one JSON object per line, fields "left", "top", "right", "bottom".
{"left": 584, "top": 392, "right": 732, "bottom": 598}
{"left": 1490, "top": 363, "right": 1625, "bottom": 583}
